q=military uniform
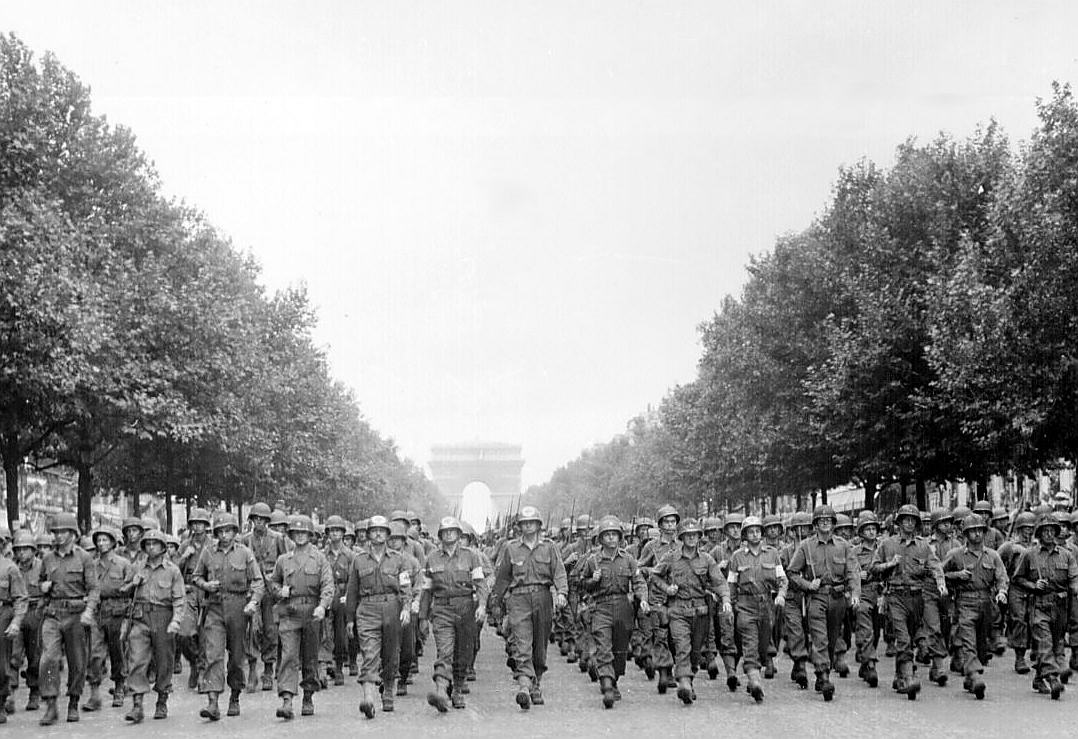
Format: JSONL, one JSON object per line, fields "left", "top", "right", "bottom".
{"left": 637, "top": 534, "right": 678, "bottom": 688}
{"left": 322, "top": 540, "right": 354, "bottom": 683}
{"left": 86, "top": 544, "right": 133, "bottom": 709}
{"left": 9, "top": 537, "right": 42, "bottom": 710}
{"left": 727, "top": 538, "right": 787, "bottom": 701}
{"left": 852, "top": 531, "right": 881, "bottom": 683}
{"left": 580, "top": 542, "right": 647, "bottom": 700}
{"left": 999, "top": 527, "right": 1034, "bottom": 672}
{"left": 0, "top": 553, "right": 28, "bottom": 721}
{"left": 241, "top": 526, "right": 290, "bottom": 686}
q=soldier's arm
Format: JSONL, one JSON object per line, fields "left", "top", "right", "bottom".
{"left": 924, "top": 547, "right": 945, "bottom": 592}
{"left": 786, "top": 543, "right": 810, "bottom": 591}
{"left": 344, "top": 560, "right": 360, "bottom": 620}
{"left": 846, "top": 544, "right": 862, "bottom": 599}
{"left": 649, "top": 555, "right": 672, "bottom": 592}
{"left": 471, "top": 551, "right": 490, "bottom": 604}
{"left": 628, "top": 555, "right": 649, "bottom": 602}
{"left": 169, "top": 567, "right": 185, "bottom": 628}
{"left": 1011, "top": 552, "right": 1037, "bottom": 591}
{"left": 991, "top": 552, "right": 1009, "bottom": 599}
{"left": 246, "top": 549, "right": 264, "bottom": 606}
{"left": 318, "top": 556, "right": 335, "bottom": 611}
{"left": 551, "top": 544, "right": 568, "bottom": 597}
{"left": 707, "top": 556, "right": 732, "bottom": 607}
{"left": 8, "top": 564, "right": 28, "bottom": 626}
{"left": 1068, "top": 553, "right": 1078, "bottom": 596}
{"left": 491, "top": 546, "right": 513, "bottom": 603}
{"left": 417, "top": 564, "right": 433, "bottom": 620}
{"left": 192, "top": 549, "right": 211, "bottom": 591}
{"left": 83, "top": 553, "right": 101, "bottom": 614}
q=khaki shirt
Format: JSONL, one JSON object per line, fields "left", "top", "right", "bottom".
{"left": 41, "top": 546, "right": 100, "bottom": 614}
{"left": 193, "top": 541, "right": 264, "bottom": 605}
{"left": 492, "top": 538, "right": 568, "bottom": 600}
{"left": 0, "top": 555, "right": 28, "bottom": 626}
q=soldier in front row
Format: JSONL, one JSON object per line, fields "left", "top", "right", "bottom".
{"left": 0, "top": 539, "right": 28, "bottom": 725}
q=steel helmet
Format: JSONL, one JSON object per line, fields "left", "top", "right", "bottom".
{"left": 312, "top": 523, "right": 325, "bottom": 537}
{"left": 11, "top": 530, "right": 36, "bottom": 549}
{"left": 991, "top": 507, "right": 1008, "bottom": 522}
{"left": 269, "top": 509, "right": 289, "bottom": 527}
{"left": 972, "top": 500, "right": 992, "bottom": 516}
{"left": 702, "top": 517, "right": 722, "bottom": 533}
{"left": 35, "top": 532, "right": 55, "bottom": 547}
{"left": 573, "top": 514, "right": 592, "bottom": 530}
{"left": 288, "top": 515, "right": 313, "bottom": 534}
{"left": 388, "top": 521, "right": 408, "bottom": 539}
{"left": 141, "top": 516, "right": 159, "bottom": 531}
{"left": 80, "top": 535, "right": 95, "bottom": 551}
{"left": 812, "top": 505, "right": 836, "bottom": 523}
{"left": 460, "top": 521, "right": 477, "bottom": 539}
{"left": 165, "top": 534, "right": 180, "bottom": 547}
{"left": 1052, "top": 511, "right": 1072, "bottom": 528}
{"left": 0, "top": 526, "right": 9, "bottom": 542}
{"left": 141, "top": 529, "right": 168, "bottom": 548}
{"left": 655, "top": 505, "right": 680, "bottom": 524}
{"left": 212, "top": 512, "right": 239, "bottom": 532}
{"left": 121, "top": 516, "right": 144, "bottom": 532}
{"left": 51, "top": 512, "right": 79, "bottom": 534}
{"left": 366, "top": 515, "right": 391, "bottom": 535}
{"left": 919, "top": 512, "right": 931, "bottom": 527}
{"left": 1034, "top": 515, "right": 1061, "bottom": 537}
{"left": 437, "top": 517, "right": 463, "bottom": 537}
{"left": 390, "top": 510, "right": 410, "bottom": 523}
{"left": 637, "top": 517, "right": 656, "bottom": 531}
{"left": 518, "top": 506, "right": 543, "bottom": 525}
{"left": 1070, "top": 510, "right": 1078, "bottom": 527}
{"left": 406, "top": 511, "right": 419, "bottom": 524}
{"left": 856, "top": 511, "right": 879, "bottom": 532}
{"left": 895, "top": 504, "right": 920, "bottom": 523}
{"left": 951, "top": 505, "right": 972, "bottom": 522}
{"left": 676, "top": 518, "right": 704, "bottom": 539}
{"left": 930, "top": 509, "right": 953, "bottom": 527}
{"left": 324, "top": 515, "right": 347, "bottom": 532}
{"left": 961, "top": 514, "right": 988, "bottom": 533}
{"left": 762, "top": 514, "right": 784, "bottom": 532}
{"left": 835, "top": 513, "right": 854, "bottom": 530}
{"left": 1013, "top": 511, "right": 1036, "bottom": 529}
{"left": 597, "top": 516, "right": 623, "bottom": 538}
{"left": 355, "top": 518, "right": 369, "bottom": 533}
{"left": 344, "top": 523, "right": 355, "bottom": 538}
{"left": 790, "top": 511, "right": 812, "bottom": 528}
{"left": 561, "top": 517, "right": 573, "bottom": 530}
{"left": 740, "top": 516, "right": 763, "bottom": 536}
{"left": 91, "top": 526, "right": 118, "bottom": 544}
{"left": 724, "top": 512, "right": 745, "bottom": 529}
{"left": 248, "top": 502, "right": 272, "bottom": 520}
{"left": 188, "top": 508, "right": 212, "bottom": 526}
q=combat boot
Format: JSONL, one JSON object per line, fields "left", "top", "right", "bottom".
{"left": 747, "top": 669, "right": 764, "bottom": 703}
{"left": 929, "top": 656, "right": 948, "bottom": 686}
{"left": 395, "top": 679, "right": 407, "bottom": 696}
{"left": 600, "top": 676, "right": 616, "bottom": 709}
{"left": 39, "top": 697, "right": 58, "bottom": 726}
{"left": 301, "top": 690, "right": 314, "bottom": 716}
{"left": 82, "top": 684, "right": 102, "bottom": 712}
{"left": 334, "top": 661, "right": 345, "bottom": 686}
{"left": 199, "top": 692, "right": 221, "bottom": 721}
{"left": 566, "top": 639, "right": 578, "bottom": 663}
{"left": 965, "top": 672, "right": 986, "bottom": 700}
{"left": 276, "top": 693, "right": 294, "bottom": 720}
{"left": 611, "top": 678, "right": 621, "bottom": 701}
{"left": 835, "top": 652, "right": 850, "bottom": 678}
{"left": 791, "top": 658, "right": 808, "bottom": 689}
{"left": 451, "top": 685, "right": 466, "bottom": 709}
{"left": 513, "top": 675, "right": 531, "bottom": 710}
{"left": 188, "top": 666, "right": 199, "bottom": 690}
{"left": 643, "top": 655, "right": 655, "bottom": 681}
{"left": 382, "top": 680, "right": 395, "bottom": 713}
{"left": 723, "top": 655, "right": 740, "bottom": 692}
{"left": 246, "top": 659, "right": 258, "bottom": 693}
{"left": 763, "top": 656, "right": 776, "bottom": 679}
{"left": 3, "top": 696, "right": 11, "bottom": 715}
{"left": 656, "top": 667, "right": 670, "bottom": 694}
{"left": 529, "top": 677, "right": 544, "bottom": 705}
{"left": 901, "top": 662, "right": 921, "bottom": 701}
{"left": 26, "top": 689, "right": 40, "bottom": 711}
{"left": 111, "top": 679, "right": 125, "bottom": 707}
{"left": 1014, "top": 649, "right": 1031, "bottom": 674}
{"left": 124, "top": 693, "right": 144, "bottom": 723}
{"left": 154, "top": 692, "right": 168, "bottom": 719}
{"left": 66, "top": 695, "right": 79, "bottom": 722}
{"left": 359, "top": 682, "right": 376, "bottom": 719}
{"left": 428, "top": 676, "right": 451, "bottom": 713}
{"left": 261, "top": 668, "right": 274, "bottom": 691}
{"left": 819, "top": 670, "right": 835, "bottom": 702}
{"left": 676, "top": 676, "right": 694, "bottom": 704}
{"left": 862, "top": 660, "right": 878, "bottom": 688}
{"left": 227, "top": 689, "right": 241, "bottom": 716}
{"left": 1049, "top": 674, "right": 1064, "bottom": 700}
{"left": 706, "top": 657, "right": 720, "bottom": 680}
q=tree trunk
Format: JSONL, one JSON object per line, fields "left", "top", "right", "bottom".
{"left": 863, "top": 475, "right": 878, "bottom": 512}
{"left": 819, "top": 487, "right": 828, "bottom": 505}
{"left": 225, "top": 497, "right": 232, "bottom": 513}
{"left": 976, "top": 475, "right": 989, "bottom": 503}
{"left": 132, "top": 489, "right": 141, "bottom": 518}
{"left": 165, "top": 489, "right": 173, "bottom": 534}
{"left": 3, "top": 446, "right": 19, "bottom": 530}
{"left": 915, "top": 478, "right": 928, "bottom": 511}
{"left": 75, "top": 460, "right": 94, "bottom": 534}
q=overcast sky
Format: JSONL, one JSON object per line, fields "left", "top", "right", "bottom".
{"left": 5, "top": 2, "right": 1078, "bottom": 493}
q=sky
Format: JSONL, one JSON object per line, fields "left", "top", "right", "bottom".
{"left": 5, "top": 2, "right": 1078, "bottom": 505}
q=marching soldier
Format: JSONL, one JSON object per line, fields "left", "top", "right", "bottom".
{"left": 726, "top": 515, "right": 787, "bottom": 703}
{"left": 85, "top": 525, "right": 132, "bottom": 712}
{"left": 123, "top": 528, "right": 185, "bottom": 723}
{"left": 119, "top": 518, "right": 146, "bottom": 565}
{"left": 999, "top": 511, "right": 1037, "bottom": 674}
{"left": 387, "top": 521, "right": 422, "bottom": 695}
{"left": 491, "top": 506, "right": 567, "bottom": 709}
{"left": 268, "top": 515, "right": 334, "bottom": 720}
{"left": 637, "top": 505, "right": 680, "bottom": 691}
{"left": 322, "top": 515, "right": 354, "bottom": 686}
{"left": 37, "top": 512, "right": 99, "bottom": 725}
{"left": 421, "top": 517, "right": 489, "bottom": 713}
{"left": 650, "top": 518, "right": 732, "bottom": 705}
{"left": 707, "top": 513, "right": 744, "bottom": 690}
{"left": 941, "top": 514, "right": 1008, "bottom": 700}
{"left": 781, "top": 511, "right": 814, "bottom": 688}
{"left": 870, "top": 504, "right": 944, "bottom": 700}
{"left": 579, "top": 515, "right": 649, "bottom": 708}
{"left": 9, "top": 531, "right": 42, "bottom": 711}
{"left": 176, "top": 507, "right": 213, "bottom": 689}
{"left": 192, "top": 512, "right": 264, "bottom": 720}
{"left": 1012, "top": 514, "right": 1078, "bottom": 699}
{"left": 0, "top": 539, "right": 27, "bottom": 725}
{"left": 344, "top": 515, "right": 415, "bottom": 718}
{"left": 460, "top": 521, "right": 493, "bottom": 684}
{"left": 241, "top": 501, "right": 290, "bottom": 691}
{"left": 852, "top": 511, "right": 882, "bottom": 687}
{"left": 787, "top": 504, "right": 860, "bottom": 702}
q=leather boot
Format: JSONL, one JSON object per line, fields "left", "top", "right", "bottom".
{"left": 111, "top": 679, "right": 125, "bottom": 708}
{"left": 227, "top": 689, "right": 241, "bottom": 716}
{"left": 529, "top": 677, "right": 544, "bottom": 705}
{"left": 360, "top": 682, "right": 376, "bottom": 719}
{"left": 834, "top": 651, "right": 850, "bottom": 678}
{"left": 427, "top": 676, "right": 450, "bottom": 713}
{"left": 276, "top": 693, "right": 294, "bottom": 720}
{"left": 657, "top": 667, "right": 670, "bottom": 694}
{"left": 863, "top": 661, "right": 878, "bottom": 688}
{"left": 968, "top": 672, "right": 986, "bottom": 700}
{"left": 929, "top": 656, "right": 948, "bottom": 686}
{"left": 1014, "top": 649, "right": 1031, "bottom": 675}
{"left": 676, "top": 676, "right": 694, "bottom": 704}
{"left": 66, "top": 695, "right": 79, "bottom": 722}
{"left": 246, "top": 660, "right": 258, "bottom": 693}
{"left": 382, "top": 680, "right": 395, "bottom": 712}
{"left": 763, "top": 656, "right": 776, "bottom": 679}
{"left": 723, "top": 655, "right": 740, "bottom": 692}
{"left": 706, "top": 657, "right": 719, "bottom": 680}
{"left": 903, "top": 661, "right": 921, "bottom": 700}
{"left": 513, "top": 675, "right": 531, "bottom": 710}
{"left": 451, "top": 684, "right": 466, "bottom": 709}
{"left": 82, "top": 684, "right": 102, "bottom": 712}
{"left": 333, "top": 661, "right": 345, "bottom": 686}
{"left": 819, "top": 669, "right": 835, "bottom": 702}
{"left": 154, "top": 692, "right": 168, "bottom": 719}
{"left": 600, "top": 676, "right": 615, "bottom": 709}
{"left": 791, "top": 658, "right": 808, "bottom": 689}
{"left": 261, "top": 668, "right": 274, "bottom": 691}
{"left": 199, "top": 692, "right": 221, "bottom": 721}
{"left": 301, "top": 690, "right": 314, "bottom": 716}
{"left": 39, "top": 697, "right": 58, "bottom": 726}
{"left": 188, "top": 666, "right": 199, "bottom": 690}
{"left": 396, "top": 677, "right": 407, "bottom": 696}
{"left": 124, "top": 693, "right": 144, "bottom": 723}
{"left": 747, "top": 669, "right": 764, "bottom": 703}
{"left": 612, "top": 678, "right": 621, "bottom": 701}
{"left": 26, "top": 689, "right": 40, "bottom": 711}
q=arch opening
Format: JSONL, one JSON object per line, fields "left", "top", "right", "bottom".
{"left": 460, "top": 481, "right": 493, "bottom": 532}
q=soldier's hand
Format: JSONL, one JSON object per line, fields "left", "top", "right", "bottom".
{"left": 889, "top": 555, "right": 902, "bottom": 568}
{"left": 131, "top": 572, "right": 146, "bottom": 586}
{"left": 243, "top": 601, "right": 258, "bottom": 617}
{"left": 721, "top": 601, "right": 732, "bottom": 614}
{"left": 938, "top": 583, "right": 948, "bottom": 598}
{"left": 774, "top": 594, "right": 786, "bottom": 609}
{"left": 182, "top": 546, "right": 195, "bottom": 558}
{"left": 591, "top": 569, "right": 603, "bottom": 582}
{"left": 166, "top": 621, "right": 181, "bottom": 635}
{"left": 339, "top": 596, "right": 347, "bottom": 605}
{"left": 40, "top": 580, "right": 52, "bottom": 594}
{"left": 312, "top": 605, "right": 326, "bottom": 621}
{"left": 1035, "top": 578, "right": 1049, "bottom": 592}
{"left": 995, "top": 590, "right": 1007, "bottom": 604}
{"left": 807, "top": 578, "right": 821, "bottom": 592}
{"left": 954, "top": 568, "right": 972, "bottom": 581}
{"left": 204, "top": 580, "right": 220, "bottom": 593}
{"left": 400, "top": 609, "right": 412, "bottom": 626}
{"left": 718, "top": 560, "right": 728, "bottom": 571}
{"left": 666, "top": 584, "right": 679, "bottom": 596}
{"left": 79, "top": 609, "right": 95, "bottom": 627}
{"left": 555, "top": 593, "right": 568, "bottom": 610}
{"left": 849, "top": 595, "right": 860, "bottom": 609}
{"left": 474, "top": 606, "right": 486, "bottom": 624}
{"left": 639, "top": 600, "right": 650, "bottom": 615}
{"left": 3, "top": 623, "right": 18, "bottom": 639}
{"left": 278, "top": 585, "right": 291, "bottom": 598}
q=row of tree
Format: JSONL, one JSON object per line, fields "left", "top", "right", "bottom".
{"left": 530, "top": 83, "right": 1078, "bottom": 518}
{"left": 0, "top": 34, "right": 441, "bottom": 531}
